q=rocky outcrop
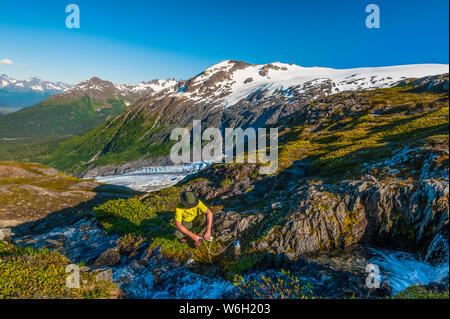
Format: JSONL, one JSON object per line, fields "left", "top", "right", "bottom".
{"left": 93, "top": 247, "right": 121, "bottom": 268}
{"left": 210, "top": 146, "right": 449, "bottom": 257}
{"left": 213, "top": 211, "right": 264, "bottom": 241}
{"left": 398, "top": 73, "right": 449, "bottom": 93}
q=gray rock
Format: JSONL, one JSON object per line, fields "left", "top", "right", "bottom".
{"left": 45, "top": 238, "right": 64, "bottom": 248}
{"left": 93, "top": 247, "right": 121, "bottom": 268}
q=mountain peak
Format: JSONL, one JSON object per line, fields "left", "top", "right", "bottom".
{"left": 0, "top": 74, "right": 72, "bottom": 93}
{"left": 168, "top": 61, "right": 449, "bottom": 108}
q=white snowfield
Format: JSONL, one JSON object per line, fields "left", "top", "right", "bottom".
{"left": 170, "top": 60, "right": 449, "bottom": 107}
{"left": 131, "top": 79, "right": 178, "bottom": 93}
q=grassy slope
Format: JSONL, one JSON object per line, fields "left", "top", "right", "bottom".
{"left": 278, "top": 87, "right": 449, "bottom": 178}
{"left": 0, "top": 136, "right": 65, "bottom": 163}
{"left": 0, "top": 161, "right": 138, "bottom": 223}
{"left": 0, "top": 162, "right": 138, "bottom": 299}
{"left": 0, "top": 241, "right": 121, "bottom": 299}
{"left": 43, "top": 108, "right": 174, "bottom": 174}
{"left": 0, "top": 95, "right": 128, "bottom": 138}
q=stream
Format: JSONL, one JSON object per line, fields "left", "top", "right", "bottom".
{"left": 13, "top": 216, "right": 449, "bottom": 298}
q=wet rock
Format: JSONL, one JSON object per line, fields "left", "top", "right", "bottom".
{"left": 366, "top": 280, "right": 393, "bottom": 298}
{"left": 45, "top": 238, "right": 64, "bottom": 248}
{"left": 93, "top": 247, "right": 121, "bottom": 268}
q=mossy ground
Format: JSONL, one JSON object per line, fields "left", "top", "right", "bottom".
{"left": 394, "top": 285, "right": 449, "bottom": 299}
{"left": 278, "top": 87, "right": 449, "bottom": 178}
{"left": 0, "top": 161, "right": 138, "bottom": 226}
{"left": 0, "top": 241, "right": 121, "bottom": 299}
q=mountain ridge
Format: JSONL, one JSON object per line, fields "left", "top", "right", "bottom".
{"left": 0, "top": 74, "right": 73, "bottom": 107}
{"left": 40, "top": 60, "right": 449, "bottom": 176}
{"left": 0, "top": 75, "right": 178, "bottom": 138}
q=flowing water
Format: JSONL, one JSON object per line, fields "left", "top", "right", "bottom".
{"left": 368, "top": 234, "right": 449, "bottom": 295}
{"left": 13, "top": 216, "right": 449, "bottom": 298}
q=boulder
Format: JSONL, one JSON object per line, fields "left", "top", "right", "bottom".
{"left": 93, "top": 247, "right": 121, "bottom": 268}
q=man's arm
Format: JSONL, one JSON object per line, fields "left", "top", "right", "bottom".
{"left": 203, "top": 209, "right": 213, "bottom": 240}
{"left": 175, "top": 221, "right": 200, "bottom": 242}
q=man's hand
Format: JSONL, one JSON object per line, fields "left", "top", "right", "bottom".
{"left": 192, "top": 234, "right": 202, "bottom": 247}
{"left": 191, "top": 234, "right": 201, "bottom": 242}
{"left": 203, "top": 230, "right": 211, "bottom": 241}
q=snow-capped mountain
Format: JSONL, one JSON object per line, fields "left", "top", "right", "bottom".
{"left": 123, "top": 79, "right": 178, "bottom": 93}
{"left": 46, "top": 60, "right": 448, "bottom": 177}
{"left": 0, "top": 74, "right": 73, "bottom": 107}
{"left": 0, "top": 74, "right": 72, "bottom": 93}
{"left": 73, "top": 77, "right": 177, "bottom": 94}
{"left": 138, "top": 60, "right": 449, "bottom": 131}
{"left": 162, "top": 60, "right": 449, "bottom": 107}
{"left": 64, "top": 77, "right": 178, "bottom": 105}
{"left": 0, "top": 75, "right": 180, "bottom": 137}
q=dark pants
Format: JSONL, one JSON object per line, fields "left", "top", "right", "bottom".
{"left": 174, "top": 214, "right": 207, "bottom": 240}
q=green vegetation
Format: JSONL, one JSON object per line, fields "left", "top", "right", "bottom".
{"left": 93, "top": 188, "right": 184, "bottom": 255}
{"left": 0, "top": 137, "right": 65, "bottom": 163}
{"left": 233, "top": 270, "right": 315, "bottom": 299}
{"left": 43, "top": 110, "right": 175, "bottom": 174}
{"left": 226, "top": 254, "right": 261, "bottom": 275}
{"left": 0, "top": 241, "right": 120, "bottom": 299}
{"left": 279, "top": 87, "right": 449, "bottom": 178}
{"left": 220, "top": 178, "right": 233, "bottom": 187}
{"left": 95, "top": 198, "right": 163, "bottom": 236}
{"left": 0, "top": 94, "right": 135, "bottom": 165}
{"left": 0, "top": 161, "right": 137, "bottom": 223}
{"left": 394, "top": 285, "right": 449, "bottom": 299}
{"left": 0, "top": 95, "right": 129, "bottom": 138}
{"left": 92, "top": 186, "right": 231, "bottom": 264}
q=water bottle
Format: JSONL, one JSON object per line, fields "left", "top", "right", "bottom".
{"left": 234, "top": 240, "right": 241, "bottom": 257}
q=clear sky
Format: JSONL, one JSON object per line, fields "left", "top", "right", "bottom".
{"left": 1, "top": 0, "right": 448, "bottom": 85}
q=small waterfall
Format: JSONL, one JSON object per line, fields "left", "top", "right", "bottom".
{"left": 424, "top": 233, "right": 449, "bottom": 264}
{"left": 369, "top": 233, "right": 449, "bottom": 295}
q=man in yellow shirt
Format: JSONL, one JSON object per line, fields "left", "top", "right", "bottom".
{"left": 175, "top": 191, "right": 213, "bottom": 247}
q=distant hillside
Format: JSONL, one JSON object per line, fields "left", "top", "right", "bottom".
{"left": 0, "top": 77, "right": 177, "bottom": 138}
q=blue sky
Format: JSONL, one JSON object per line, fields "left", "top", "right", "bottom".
{"left": 0, "top": 0, "right": 448, "bottom": 84}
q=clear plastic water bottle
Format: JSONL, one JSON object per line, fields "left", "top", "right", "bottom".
{"left": 234, "top": 240, "right": 241, "bottom": 257}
